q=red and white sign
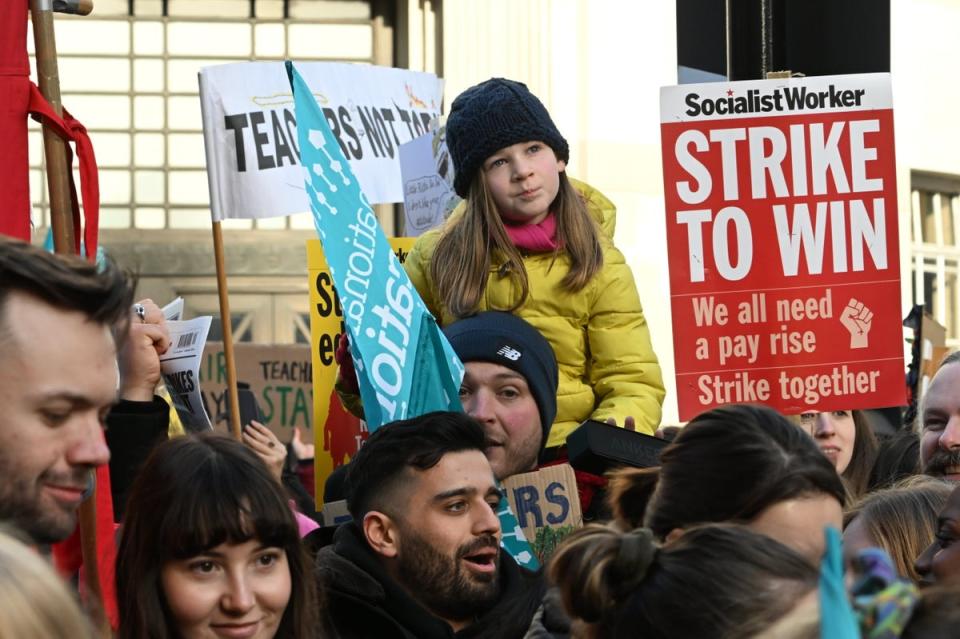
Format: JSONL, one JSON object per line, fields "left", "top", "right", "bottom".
{"left": 660, "top": 73, "right": 905, "bottom": 421}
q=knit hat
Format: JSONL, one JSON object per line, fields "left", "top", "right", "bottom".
{"left": 446, "top": 78, "right": 569, "bottom": 198}
{"left": 444, "top": 312, "right": 559, "bottom": 446}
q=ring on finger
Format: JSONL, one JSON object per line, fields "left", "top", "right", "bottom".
{"left": 133, "top": 303, "right": 146, "bottom": 323}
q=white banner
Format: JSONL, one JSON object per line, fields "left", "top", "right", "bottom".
{"left": 199, "top": 62, "right": 444, "bottom": 220}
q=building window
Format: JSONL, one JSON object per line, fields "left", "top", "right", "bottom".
{"left": 911, "top": 171, "right": 960, "bottom": 346}
{"left": 28, "top": 0, "right": 373, "bottom": 232}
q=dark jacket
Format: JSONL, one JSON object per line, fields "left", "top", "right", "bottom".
{"left": 105, "top": 396, "right": 170, "bottom": 521}
{"left": 317, "top": 522, "right": 546, "bottom": 639}
{"left": 523, "top": 588, "right": 571, "bottom": 639}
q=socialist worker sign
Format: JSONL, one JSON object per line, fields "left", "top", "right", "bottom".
{"left": 660, "top": 73, "right": 906, "bottom": 421}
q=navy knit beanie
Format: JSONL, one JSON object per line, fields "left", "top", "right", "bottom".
{"left": 446, "top": 78, "right": 569, "bottom": 198}
{"left": 444, "top": 312, "right": 559, "bottom": 447}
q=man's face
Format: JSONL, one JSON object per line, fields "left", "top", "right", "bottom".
{"left": 920, "top": 363, "right": 960, "bottom": 480}
{"left": 459, "top": 362, "right": 542, "bottom": 480}
{"left": 0, "top": 293, "right": 115, "bottom": 544}
{"left": 394, "top": 450, "right": 503, "bottom": 622}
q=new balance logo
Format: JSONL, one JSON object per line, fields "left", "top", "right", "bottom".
{"left": 497, "top": 345, "right": 522, "bottom": 361}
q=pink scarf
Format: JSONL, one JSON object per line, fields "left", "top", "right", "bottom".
{"left": 503, "top": 212, "right": 560, "bottom": 252}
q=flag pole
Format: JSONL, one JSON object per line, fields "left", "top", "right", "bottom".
{"left": 212, "top": 220, "right": 243, "bottom": 440}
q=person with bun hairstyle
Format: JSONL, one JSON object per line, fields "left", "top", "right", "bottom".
{"left": 405, "top": 78, "right": 665, "bottom": 447}
{"left": 608, "top": 404, "right": 846, "bottom": 562}
{"left": 548, "top": 523, "right": 819, "bottom": 639}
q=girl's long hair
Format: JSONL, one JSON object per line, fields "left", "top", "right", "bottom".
{"left": 840, "top": 409, "right": 879, "bottom": 499}
{"left": 116, "top": 433, "right": 318, "bottom": 639}
{"left": 843, "top": 476, "right": 953, "bottom": 584}
{"left": 431, "top": 170, "right": 603, "bottom": 318}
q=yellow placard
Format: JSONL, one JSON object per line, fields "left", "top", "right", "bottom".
{"left": 307, "top": 238, "right": 417, "bottom": 506}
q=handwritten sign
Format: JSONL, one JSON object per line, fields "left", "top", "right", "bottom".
{"left": 502, "top": 464, "right": 582, "bottom": 542}
{"left": 399, "top": 128, "right": 460, "bottom": 235}
{"left": 198, "top": 342, "right": 313, "bottom": 441}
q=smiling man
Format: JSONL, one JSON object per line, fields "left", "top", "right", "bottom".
{"left": 316, "top": 411, "right": 545, "bottom": 638}
{"left": 920, "top": 352, "right": 960, "bottom": 481}
{"left": 0, "top": 237, "right": 133, "bottom": 544}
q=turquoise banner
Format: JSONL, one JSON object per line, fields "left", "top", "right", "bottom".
{"left": 289, "top": 62, "right": 536, "bottom": 568}
{"left": 288, "top": 62, "right": 463, "bottom": 429}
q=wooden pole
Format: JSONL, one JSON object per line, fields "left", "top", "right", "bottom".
{"left": 30, "top": 0, "right": 74, "bottom": 253}
{"left": 212, "top": 221, "right": 243, "bottom": 440}
{"left": 30, "top": 3, "right": 108, "bottom": 636}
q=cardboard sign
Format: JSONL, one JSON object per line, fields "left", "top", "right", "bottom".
{"left": 307, "top": 237, "right": 416, "bottom": 501}
{"left": 918, "top": 314, "right": 948, "bottom": 402}
{"left": 661, "top": 73, "right": 905, "bottom": 420}
{"left": 502, "top": 464, "right": 583, "bottom": 542}
{"left": 198, "top": 61, "right": 444, "bottom": 219}
{"left": 198, "top": 342, "right": 313, "bottom": 442}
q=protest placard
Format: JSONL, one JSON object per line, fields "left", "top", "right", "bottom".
{"left": 502, "top": 464, "right": 583, "bottom": 543}
{"left": 399, "top": 127, "right": 460, "bottom": 236}
{"left": 198, "top": 342, "right": 313, "bottom": 442}
{"left": 198, "top": 61, "right": 443, "bottom": 219}
{"left": 307, "top": 238, "right": 416, "bottom": 499}
{"left": 661, "top": 73, "right": 905, "bottom": 420}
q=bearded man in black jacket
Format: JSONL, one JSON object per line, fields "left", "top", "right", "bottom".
{"left": 316, "top": 411, "right": 545, "bottom": 638}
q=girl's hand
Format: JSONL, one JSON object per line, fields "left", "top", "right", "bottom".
{"left": 605, "top": 416, "right": 637, "bottom": 431}
{"left": 242, "top": 420, "right": 285, "bottom": 482}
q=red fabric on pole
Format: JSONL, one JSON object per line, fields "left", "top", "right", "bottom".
{"left": 50, "top": 444, "right": 120, "bottom": 631}
{"left": 0, "top": 1, "right": 31, "bottom": 240}
{"left": 27, "top": 84, "right": 101, "bottom": 260}
{"left": 5, "top": 2, "right": 112, "bottom": 626}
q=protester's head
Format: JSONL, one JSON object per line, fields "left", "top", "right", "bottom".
{"left": 0, "top": 526, "right": 96, "bottom": 639}
{"left": 920, "top": 351, "right": 960, "bottom": 479}
{"left": 868, "top": 430, "right": 922, "bottom": 491}
{"left": 901, "top": 583, "right": 960, "bottom": 638}
{"left": 915, "top": 482, "right": 960, "bottom": 586}
{"left": 799, "top": 409, "right": 878, "bottom": 497}
{"left": 444, "top": 312, "right": 558, "bottom": 478}
{"left": 549, "top": 523, "right": 819, "bottom": 639}
{"left": 116, "top": 433, "right": 315, "bottom": 639}
{"left": 610, "top": 404, "right": 846, "bottom": 562}
{"left": 446, "top": 78, "right": 569, "bottom": 201}
{"left": 434, "top": 79, "right": 601, "bottom": 318}
{"left": 345, "top": 412, "right": 502, "bottom": 626}
{"left": 843, "top": 476, "right": 953, "bottom": 584}
{"left": 0, "top": 237, "right": 133, "bottom": 544}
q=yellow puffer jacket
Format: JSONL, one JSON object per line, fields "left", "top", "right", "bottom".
{"left": 405, "top": 178, "right": 665, "bottom": 446}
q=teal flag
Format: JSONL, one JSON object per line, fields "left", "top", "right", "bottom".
{"left": 288, "top": 61, "right": 463, "bottom": 429}
{"left": 820, "top": 526, "right": 861, "bottom": 639}
{"left": 289, "top": 62, "right": 537, "bottom": 567}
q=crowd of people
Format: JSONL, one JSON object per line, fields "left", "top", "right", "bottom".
{"left": 2, "top": 76, "right": 960, "bottom": 638}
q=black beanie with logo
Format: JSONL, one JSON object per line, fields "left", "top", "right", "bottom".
{"left": 446, "top": 78, "right": 569, "bottom": 198}
{"left": 444, "top": 311, "right": 559, "bottom": 447}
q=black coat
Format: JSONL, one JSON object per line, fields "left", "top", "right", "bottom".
{"left": 317, "top": 523, "right": 546, "bottom": 639}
